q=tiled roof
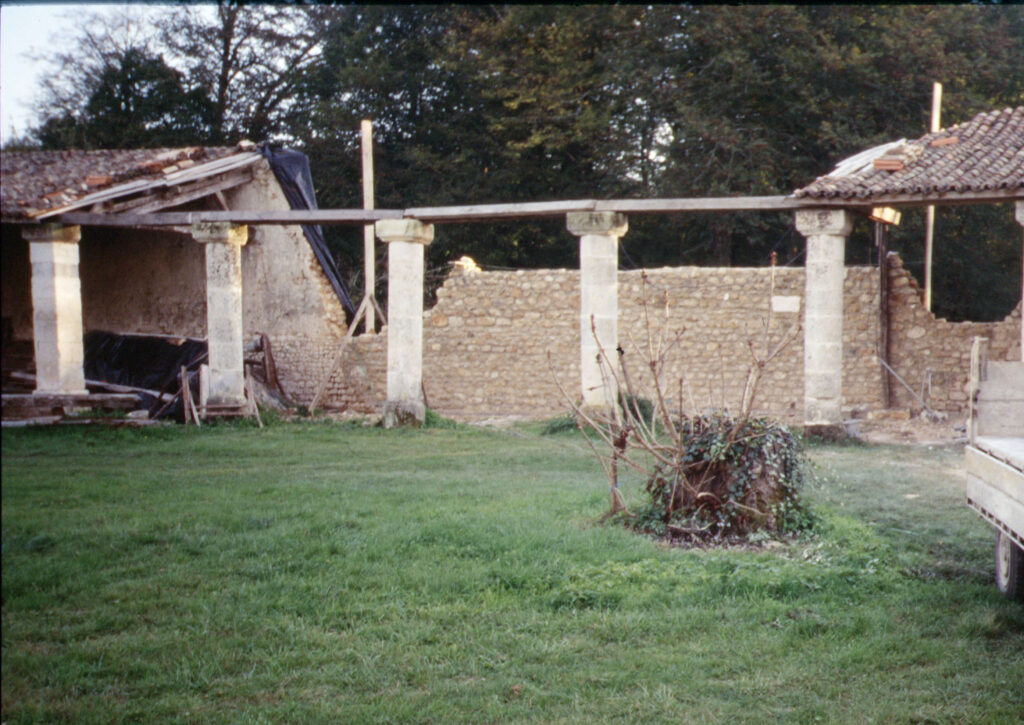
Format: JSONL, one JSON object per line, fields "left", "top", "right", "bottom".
{"left": 795, "top": 106, "right": 1024, "bottom": 201}
{"left": 1, "top": 145, "right": 251, "bottom": 220}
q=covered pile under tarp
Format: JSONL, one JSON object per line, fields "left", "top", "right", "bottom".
{"left": 84, "top": 331, "right": 207, "bottom": 418}
{"left": 260, "top": 145, "right": 356, "bottom": 320}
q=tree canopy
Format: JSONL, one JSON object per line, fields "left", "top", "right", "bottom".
{"left": 15, "top": 4, "right": 1024, "bottom": 321}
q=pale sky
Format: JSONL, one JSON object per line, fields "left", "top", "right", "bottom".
{"left": 0, "top": 2, "right": 155, "bottom": 144}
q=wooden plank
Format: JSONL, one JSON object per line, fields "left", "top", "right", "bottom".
{"left": 1, "top": 392, "right": 138, "bottom": 408}
{"left": 362, "top": 119, "right": 377, "bottom": 332}
{"left": 405, "top": 200, "right": 597, "bottom": 222}
{"left": 103, "top": 169, "right": 254, "bottom": 215}
{"left": 35, "top": 190, "right": 1024, "bottom": 230}
{"left": 54, "top": 209, "right": 404, "bottom": 227}
{"left": 973, "top": 438, "right": 1024, "bottom": 473}
{"left": 309, "top": 296, "right": 368, "bottom": 411}
{"left": 967, "top": 446, "right": 1024, "bottom": 501}
{"left": 975, "top": 361, "right": 1024, "bottom": 438}
{"left": 595, "top": 196, "right": 804, "bottom": 213}
{"left": 9, "top": 371, "right": 172, "bottom": 402}
{"left": 974, "top": 402, "right": 1024, "bottom": 438}
{"left": 966, "top": 472, "right": 1024, "bottom": 539}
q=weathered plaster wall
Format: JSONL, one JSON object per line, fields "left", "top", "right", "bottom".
{"left": 224, "top": 161, "right": 350, "bottom": 402}
{"left": 79, "top": 227, "right": 206, "bottom": 336}
{"left": 322, "top": 255, "right": 1020, "bottom": 422}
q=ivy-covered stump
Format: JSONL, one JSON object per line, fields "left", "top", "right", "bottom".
{"left": 629, "top": 415, "right": 814, "bottom": 544}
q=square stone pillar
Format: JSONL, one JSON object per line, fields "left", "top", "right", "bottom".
{"left": 795, "top": 209, "right": 853, "bottom": 434}
{"left": 375, "top": 219, "right": 434, "bottom": 427}
{"left": 22, "top": 224, "right": 88, "bottom": 395}
{"left": 192, "top": 222, "right": 248, "bottom": 406}
{"left": 568, "top": 212, "right": 628, "bottom": 409}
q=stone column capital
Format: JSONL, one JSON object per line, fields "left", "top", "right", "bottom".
{"left": 21, "top": 223, "right": 81, "bottom": 245}
{"left": 1015, "top": 200, "right": 1024, "bottom": 226}
{"left": 795, "top": 209, "right": 853, "bottom": 238}
{"left": 375, "top": 219, "right": 434, "bottom": 246}
{"left": 192, "top": 222, "right": 248, "bottom": 246}
{"left": 567, "top": 211, "right": 628, "bottom": 237}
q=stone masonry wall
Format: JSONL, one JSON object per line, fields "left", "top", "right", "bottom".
{"left": 323, "top": 263, "right": 880, "bottom": 423}
{"left": 320, "top": 254, "right": 1021, "bottom": 422}
{"left": 885, "top": 254, "right": 1021, "bottom": 414}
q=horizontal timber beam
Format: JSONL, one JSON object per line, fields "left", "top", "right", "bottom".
{"left": 31, "top": 190, "right": 1022, "bottom": 229}
{"left": 53, "top": 209, "right": 405, "bottom": 227}
{"left": 405, "top": 199, "right": 599, "bottom": 222}
{"left": 595, "top": 196, "right": 806, "bottom": 214}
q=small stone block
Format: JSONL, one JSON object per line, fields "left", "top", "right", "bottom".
{"left": 375, "top": 219, "right": 434, "bottom": 245}
{"left": 567, "top": 212, "right": 628, "bottom": 237}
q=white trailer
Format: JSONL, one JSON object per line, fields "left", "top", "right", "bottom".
{"left": 965, "top": 338, "right": 1024, "bottom": 600}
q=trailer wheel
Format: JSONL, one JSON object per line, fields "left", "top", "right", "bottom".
{"left": 995, "top": 531, "right": 1024, "bottom": 600}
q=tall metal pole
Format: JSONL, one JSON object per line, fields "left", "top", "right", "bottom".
{"left": 362, "top": 119, "right": 376, "bottom": 332}
{"left": 924, "top": 82, "right": 941, "bottom": 312}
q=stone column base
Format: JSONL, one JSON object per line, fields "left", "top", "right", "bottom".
{"left": 802, "top": 423, "right": 850, "bottom": 441}
{"left": 383, "top": 400, "right": 426, "bottom": 428}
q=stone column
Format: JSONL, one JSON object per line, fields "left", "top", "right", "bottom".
{"left": 375, "top": 219, "right": 434, "bottom": 427}
{"left": 1016, "top": 201, "right": 1024, "bottom": 361}
{"left": 22, "top": 223, "right": 87, "bottom": 395}
{"left": 795, "top": 209, "right": 853, "bottom": 434}
{"left": 567, "top": 211, "right": 628, "bottom": 408}
{"left": 192, "top": 222, "right": 248, "bottom": 406}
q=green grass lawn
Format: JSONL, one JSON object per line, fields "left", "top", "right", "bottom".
{"left": 2, "top": 420, "right": 1022, "bottom": 724}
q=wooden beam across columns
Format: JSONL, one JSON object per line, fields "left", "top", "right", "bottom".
{"left": 46, "top": 190, "right": 1024, "bottom": 230}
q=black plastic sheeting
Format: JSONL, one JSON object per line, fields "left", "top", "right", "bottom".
{"left": 260, "top": 145, "right": 356, "bottom": 320}
{"left": 84, "top": 330, "right": 206, "bottom": 419}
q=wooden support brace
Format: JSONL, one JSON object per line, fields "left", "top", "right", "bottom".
{"left": 309, "top": 296, "right": 369, "bottom": 411}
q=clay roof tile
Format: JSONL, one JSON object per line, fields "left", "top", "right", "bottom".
{"left": 795, "top": 106, "right": 1024, "bottom": 201}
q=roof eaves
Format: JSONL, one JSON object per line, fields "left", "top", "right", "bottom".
{"left": 31, "top": 152, "right": 263, "bottom": 220}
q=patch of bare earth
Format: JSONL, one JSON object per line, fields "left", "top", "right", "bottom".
{"left": 856, "top": 412, "right": 967, "bottom": 446}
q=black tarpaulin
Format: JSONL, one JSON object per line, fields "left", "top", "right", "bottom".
{"left": 84, "top": 331, "right": 207, "bottom": 419}
{"left": 260, "top": 145, "right": 356, "bottom": 319}
{"left": 84, "top": 331, "right": 206, "bottom": 391}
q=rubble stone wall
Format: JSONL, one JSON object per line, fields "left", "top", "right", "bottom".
{"left": 885, "top": 255, "right": 1021, "bottom": 414}
{"left": 320, "top": 254, "right": 1021, "bottom": 423}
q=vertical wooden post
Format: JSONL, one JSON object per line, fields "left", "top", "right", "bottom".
{"left": 1015, "top": 201, "right": 1024, "bottom": 361}
{"left": 924, "top": 82, "right": 942, "bottom": 311}
{"left": 876, "top": 222, "right": 891, "bottom": 409}
{"left": 362, "top": 119, "right": 376, "bottom": 333}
